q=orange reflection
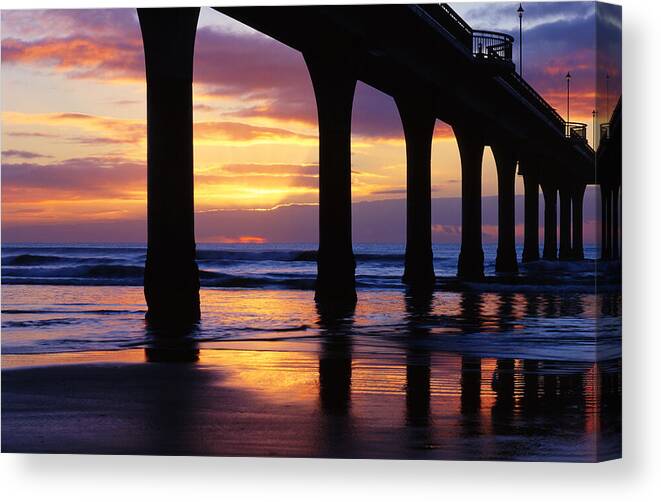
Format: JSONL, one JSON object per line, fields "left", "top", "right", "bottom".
{"left": 199, "top": 349, "right": 319, "bottom": 405}
{"left": 1, "top": 348, "right": 145, "bottom": 369}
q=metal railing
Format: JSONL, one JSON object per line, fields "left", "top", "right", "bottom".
{"left": 600, "top": 98, "right": 621, "bottom": 142}
{"left": 566, "top": 122, "right": 587, "bottom": 141}
{"left": 504, "top": 72, "right": 566, "bottom": 131}
{"left": 600, "top": 123, "right": 611, "bottom": 141}
{"left": 430, "top": 4, "right": 513, "bottom": 65}
{"left": 427, "top": 3, "right": 592, "bottom": 149}
{"left": 436, "top": 3, "right": 472, "bottom": 44}
{"left": 422, "top": 3, "right": 472, "bottom": 48}
{"left": 472, "top": 30, "right": 513, "bottom": 63}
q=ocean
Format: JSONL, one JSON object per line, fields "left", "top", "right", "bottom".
{"left": 3, "top": 242, "right": 499, "bottom": 289}
{"left": 1, "top": 242, "right": 619, "bottom": 359}
{"left": 1, "top": 242, "right": 622, "bottom": 460}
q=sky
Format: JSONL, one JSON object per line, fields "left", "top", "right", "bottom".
{"left": 0, "top": 3, "right": 621, "bottom": 243}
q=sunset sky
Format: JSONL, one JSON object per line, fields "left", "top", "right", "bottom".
{"left": 0, "top": 2, "right": 621, "bottom": 243}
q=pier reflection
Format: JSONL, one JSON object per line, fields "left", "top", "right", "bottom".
{"left": 138, "top": 322, "right": 205, "bottom": 454}
{"left": 521, "top": 359, "right": 541, "bottom": 416}
{"left": 317, "top": 304, "right": 355, "bottom": 415}
{"left": 459, "top": 290, "right": 485, "bottom": 332}
{"left": 143, "top": 321, "right": 200, "bottom": 363}
{"left": 491, "top": 359, "right": 515, "bottom": 434}
{"left": 316, "top": 303, "right": 355, "bottom": 455}
{"left": 460, "top": 356, "right": 482, "bottom": 437}
{"left": 404, "top": 290, "right": 433, "bottom": 428}
{"left": 496, "top": 292, "right": 516, "bottom": 331}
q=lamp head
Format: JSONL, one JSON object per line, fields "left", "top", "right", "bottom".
{"left": 517, "top": 3, "right": 524, "bottom": 17}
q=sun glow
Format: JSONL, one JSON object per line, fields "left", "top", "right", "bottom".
{"left": 1, "top": 5, "right": 612, "bottom": 243}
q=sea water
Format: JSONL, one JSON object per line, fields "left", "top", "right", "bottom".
{"left": 1, "top": 242, "right": 619, "bottom": 361}
{"left": 0, "top": 242, "right": 622, "bottom": 460}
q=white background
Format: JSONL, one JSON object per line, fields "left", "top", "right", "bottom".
{"left": 0, "top": 0, "right": 659, "bottom": 500}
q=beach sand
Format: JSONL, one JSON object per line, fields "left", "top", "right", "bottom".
{"left": 1, "top": 347, "right": 621, "bottom": 461}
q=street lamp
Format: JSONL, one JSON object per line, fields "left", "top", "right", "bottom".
{"left": 565, "top": 71, "right": 571, "bottom": 127}
{"left": 592, "top": 109, "right": 596, "bottom": 148}
{"left": 605, "top": 73, "right": 610, "bottom": 116}
{"left": 517, "top": 3, "right": 524, "bottom": 76}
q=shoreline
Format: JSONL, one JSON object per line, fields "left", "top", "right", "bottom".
{"left": 2, "top": 268, "right": 622, "bottom": 293}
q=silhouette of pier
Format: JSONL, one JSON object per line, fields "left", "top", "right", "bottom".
{"left": 136, "top": 5, "right": 618, "bottom": 323}
{"left": 597, "top": 98, "right": 622, "bottom": 261}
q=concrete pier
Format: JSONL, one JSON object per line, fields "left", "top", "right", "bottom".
{"left": 612, "top": 185, "right": 620, "bottom": 259}
{"left": 132, "top": 4, "right": 602, "bottom": 319}
{"left": 138, "top": 8, "right": 201, "bottom": 325}
{"left": 492, "top": 144, "right": 519, "bottom": 273}
{"left": 603, "top": 184, "right": 613, "bottom": 260}
{"left": 453, "top": 126, "right": 485, "bottom": 279}
{"left": 305, "top": 52, "right": 357, "bottom": 306}
{"left": 521, "top": 160, "right": 540, "bottom": 262}
{"left": 558, "top": 185, "right": 572, "bottom": 260}
{"left": 396, "top": 95, "right": 436, "bottom": 290}
{"left": 541, "top": 183, "right": 558, "bottom": 260}
{"left": 571, "top": 183, "right": 586, "bottom": 259}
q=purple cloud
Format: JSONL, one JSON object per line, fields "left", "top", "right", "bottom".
{"left": 2, "top": 149, "right": 52, "bottom": 159}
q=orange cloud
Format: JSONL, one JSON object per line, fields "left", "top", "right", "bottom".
{"left": 220, "top": 163, "right": 318, "bottom": 176}
{"left": 194, "top": 121, "right": 315, "bottom": 145}
{"left": 1, "top": 156, "right": 145, "bottom": 203}
{"left": 197, "top": 173, "right": 317, "bottom": 190}
{"left": 3, "top": 111, "right": 145, "bottom": 146}
{"left": 1, "top": 36, "right": 144, "bottom": 82}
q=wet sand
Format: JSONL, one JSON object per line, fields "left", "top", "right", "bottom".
{"left": 1, "top": 348, "right": 621, "bottom": 461}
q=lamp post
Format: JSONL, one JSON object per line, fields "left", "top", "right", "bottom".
{"left": 517, "top": 3, "right": 524, "bottom": 76}
{"left": 606, "top": 73, "right": 610, "bottom": 116}
{"left": 565, "top": 72, "right": 571, "bottom": 130}
{"left": 592, "top": 109, "right": 596, "bottom": 148}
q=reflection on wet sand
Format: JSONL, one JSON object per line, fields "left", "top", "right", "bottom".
{"left": 2, "top": 288, "right": 621, "bottom": 460}
{"left": 402, "top": 291, "right": 433, "bottom": 453}
{"left": 144, "top": 321, "right": 200, "bottom": 363}
{"left": 134, "top": 289, "right": 621, "bottom": 460}
{"left": 316, "top": 304, "right": 355, "bottom": 455}
{"left": 460, "top": 357, "right": 481, "bottom": 432}
{"left": 142, "top": 322, "right": 202, "bottom": 453}
{"left": 317, "top": 304, "right": 354, "bottom": 415}
{"left": 521, "top": 359, "right": 541, "bottom": 416}
{"left": 404, "top": 291, "right": 433, "bottom": 423}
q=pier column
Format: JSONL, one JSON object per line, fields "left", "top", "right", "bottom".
{"left": 558, "top": 185, "right": 572, "bottom": 260}
{"left": 453, "top": 126, "right": 485, "bottom": 279}
{"left": 520, "top": 160, "right": 540, "bottom": 262}
{"left": 612, "top": 185, "right": 620, "bottom": 259}
{"left": 304, "top": 52, "right": 357, "bottom": 306}
{"left": 492, "top": 144, "right": 519, "bottom": 274}
{"left": 138, "top": 8, "right": 201, "bottom": 324}
{"left": 604, "top": 183, "right": 613, "bottom": 260}
{"left": 541, "top": 183, "right": 557, "bottom": 260}
{"left": 571, "top": 183, "right": 586, "bottom": 259}
{"left": 395, "top": 95, "right": 436, "bottom": 290}
{"left": 600, "top": 184, "right": 610, "bottom": 259}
